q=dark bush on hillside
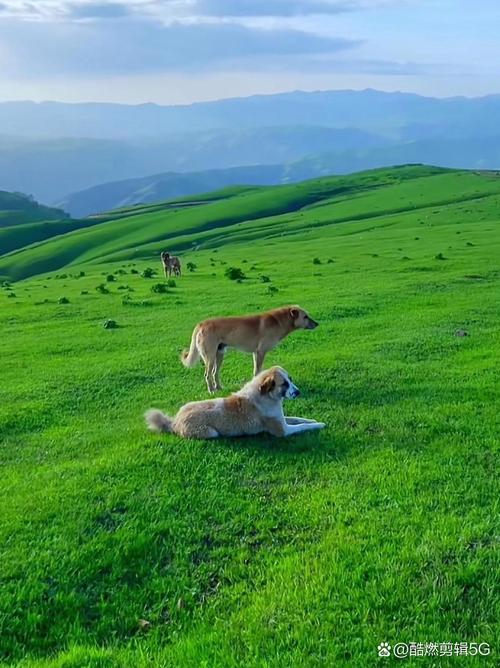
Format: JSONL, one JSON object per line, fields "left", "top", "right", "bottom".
{"left": 260, "top": 275, "right": 271, "bottom": 283}
{"left": 186, "top": 262, "right": 197, "bottom": 273}
{"left": 167, "top": 279, "right": 176, "bottom": 288}
{"left": 327, "top": 259, "right": 334, "bottom": 264}
{"left": 225, "top": 267, "right": 246, "bottom": 281}
{"left": 141, "top": 268, "right": 156, "bottom": 278}
{"left": 58, "top": 297, "right": 70, "bottom": 304}
{"left": 313, "top": 258, "right": 322, "bottom": 265}
{"left": 103, "top": 319, "right": 118, "bottom": 329}
{"left": 55, "top": 273, "right": 68, "bottom": 279}
{"left": 151, "top": 283, "right": 168, "bottom": 294}
{"left": 2, "top": 281, "right": 11, "bottom": 288}
{"left": 96, "top": 284, "right": 110, "bottom": 294}
{"left": 115, "top": 269, "right": 127, "bottom": 275}
{"left": 267, "top": 285, "right": 279, "bottom": 295}
{"left": 7, "top": 292, "right": 16, "bottom": 298}
{"left": 106, "top": 274, "right": 116, "bottom": 282}
{"left": 435, "top": 253, "right": 446, "bottom": 260}
{"left": 130, "top": 268, "right": 139, "bottom": 274}
{"left": 80, "top": 291, "right": 89, "bottom": 295}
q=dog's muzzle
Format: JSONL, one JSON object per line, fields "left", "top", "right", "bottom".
{"left": 307, "top": 319, "right": 319, "bottom": 329}
{"left": 286, "top": 384, "right": 301, "bottom": 399}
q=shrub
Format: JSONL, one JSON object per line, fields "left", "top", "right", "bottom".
{"left": 313, "top": 258, "right": 321, "bottom": 265}
{"left": 151, "top": 283, "right": 168, "bottom": 294}
{"left": 7, "top": 292, "right": 16, "bottom": 298}
{"left": 130, "top": 268, "right": 139, "bottom": 274}
{"left": 260, "top": 275, "right": 271, "bottom": 283}
{"left": 58, "top": 297, "right": 70, "bottom": 304}
{"left": 327, "top": 259, "right": 335, "bottom": 264}
{"left": 78, "top": 271, "right": 85, "bottom": 277}
{"left": 435, "top": 253, "right": 446, "bottom": 260}
{"left": 141, "top": 268, "right": 156, "bottom": 278}
{"left": 267, "top": 285, "right": 279, "bottom": 295}
{"left": 80, "top": 291, "right": 89, "bottom": 295}
{"left": 186, "top": 262, "right": 197, "bottom": 273}
{"left": 106, "top": 274, "right": 116, "bottom": 282}
{"left": 103, "top": 319, "right": 118, "bottom": 329}
{"left": 167, "top": 278, "right": 176, "bottom": 288}
{"left": 225, "top": 266, "right": 246, "bottom": 281}
{"left": 96, "top": 284, "right": 110, "bottom": 294}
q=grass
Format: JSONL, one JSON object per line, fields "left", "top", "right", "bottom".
{"left": 0, "top": 166, "right": 499, "bottom": 666}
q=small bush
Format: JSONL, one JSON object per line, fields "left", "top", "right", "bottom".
{"left": 313, "top": 258, "right": 321, "bottom": 265}
{"left": 167, "top": 278, "right": 176, "bottom": 288}
{"left": 225, "top": 266, "right": 246, "bottom": 281}
{"left": 96, "top": 284, "right": 110, "bottom": 294}
{"left": 435, "top": 253, "right": 446, "bottom": 260}
{"left": 58, "top": 297, "right": 70, "bottom": 304}
{"left": 260, "top": 275, "right": 271, "bottom": 283}
{"left": 103, "top": 319, "right": 118, "bottom": 329}
{"left": 7, "top": 292, "right": 16, "bottom": 298}
{"left": 327, "top": 259, "right": 335, "bottom": 264}
{"left": 186, "top": 262, "right": 197, "bottom": 273}
{"left": 141, "top": 268, "right": 156, "bottom": 278}
{"left": 80, "top": 291, "right": 89, "bottom": 295}
{"left": 130, "top": 268, "right": 139, "bottom": 274}
{"left": 151, "top": 283, "right": 168, "bottom": 294}
{"left": 267, "top": 285, "right": 279, "bottom": 295}
{"left": 106, "top": 274, "right": 116, "bottom": 282}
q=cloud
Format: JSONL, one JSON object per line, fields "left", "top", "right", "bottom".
{"left": 0, "top": 18, "right": 359, "bottom": 76}
{"left": 0, "top": 1, "right": 410, "bottom": 22}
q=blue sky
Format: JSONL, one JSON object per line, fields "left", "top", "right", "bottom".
{"left": 0, "top": 0, "right": 498, "bottom": 103}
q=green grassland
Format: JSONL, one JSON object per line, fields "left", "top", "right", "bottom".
{"left": 0, "top": 166, "right": 499, "bottom": 666}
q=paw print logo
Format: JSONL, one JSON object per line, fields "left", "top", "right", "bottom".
{"left": 378, "top": 642, "right": 391, "bottom": 657}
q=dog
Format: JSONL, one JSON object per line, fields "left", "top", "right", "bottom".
{"left": 145, "top": 366, "right": 325, "bottom": 439}
{"left": 181, "top": 305, "right": 319, "bottom": 393}
{"left": 161, "top": 251, "right": 181, "bottom": 278}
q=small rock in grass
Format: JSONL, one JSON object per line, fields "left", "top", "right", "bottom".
{"left": 103, "top": 319, "right": 118, "bottom": 329}
{"left": 137, "top": 619, "right": 151, "bottom": 631}
{"left": 455, "top": 329, "right": 469, "bottom": 337}
{"left": 58, "top": 296, "right": 70, "bottom": 304}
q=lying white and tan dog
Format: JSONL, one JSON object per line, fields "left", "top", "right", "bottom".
{"left": 145, "top": 366, "right": 325, "bottom": 440}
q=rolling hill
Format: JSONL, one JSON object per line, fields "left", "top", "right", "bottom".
{"left": 0, "top": 190, "right": 68, "bottom": 228}
{"left": 1, "top": 164, "right": 498, "bottom": 667}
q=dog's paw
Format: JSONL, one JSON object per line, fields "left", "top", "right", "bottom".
{"left": 315, "top": 422, "right": 326, "bottom": 429}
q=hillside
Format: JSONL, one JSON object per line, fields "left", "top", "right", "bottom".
{"left": 0, "top": 164, "right": 462, "bottom": 281}
{"left": 1, "top": 165, "right": 498, "bottom": 667}
{"left": 0, "top": 190, "right": 68, "bottom": 228}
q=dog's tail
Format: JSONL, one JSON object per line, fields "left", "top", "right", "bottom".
{"left": 181, "top": 326, "right": 200, "bottom": 368}
{"left": 145, "top": 409, "right": 174, "bottom": 433}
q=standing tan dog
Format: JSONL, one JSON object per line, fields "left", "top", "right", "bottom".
{"left": 181, "top": 305, "right": 318, "bottom": 393}
{"left": 146, "top": 366, "right": 325, "bottom": 439}
{"left": 161, "top": 251, "right": 181, "bottom": 278}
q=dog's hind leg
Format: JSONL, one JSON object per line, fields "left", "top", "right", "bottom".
{"left": 213, "top": 345, "right": 226, "bottom": 391}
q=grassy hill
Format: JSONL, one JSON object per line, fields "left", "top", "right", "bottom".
{"left": 0, "top": 190, "right": 68, "bottom": 228}
{"left": 1, "top": 166, "right": 498, "bottom": 667}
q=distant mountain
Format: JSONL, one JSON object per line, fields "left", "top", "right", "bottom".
{"left": 0, "top": 126, "right": 385, "bottom": 203}
{"left": 0, "top": 190, "right": 68, "bottom": 228}
{"left": 59, "top": 134, "right": 500, "bottom": 217}
{"left": 58, "top": 165, "right": 288, "bottom": 217}
{"left": 2, "top": 90, "right": 500, "bottom": 139}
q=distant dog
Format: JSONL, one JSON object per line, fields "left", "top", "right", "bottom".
{"left": 161, "top": 251, "right": 181, "bottom": 278}
{"left": 145, "top": 366, "right": 325, "bottom": 439}
{"left": 181, "top": 305, "right": 319, "bottom": 393}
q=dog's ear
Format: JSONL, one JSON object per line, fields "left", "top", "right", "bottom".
{"left": 259, "top": 375, "right": 276, "bottom": 395}
{"left": 289, "top": 307, "right": 299, "bottom": 320}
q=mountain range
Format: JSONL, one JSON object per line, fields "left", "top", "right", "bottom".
{"left": 1, "top": 89, "right": 500, "bottom": 212}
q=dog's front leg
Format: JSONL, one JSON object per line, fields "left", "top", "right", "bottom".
{"left": 253, "top": 350, "right": 266, "bottom": 376}
{"left": 284, "top": 421, "right": 325, "bottom": 436}
{"left": 285, "top": 417, "right": 320, "bottom": 425}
